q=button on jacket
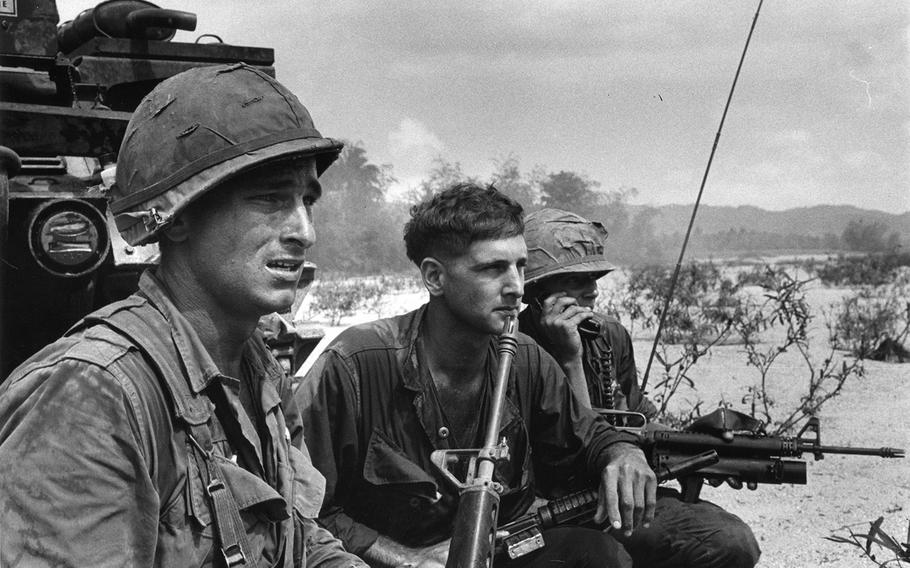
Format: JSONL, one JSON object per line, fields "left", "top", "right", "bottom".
{"left": 0, "top": 271, "right": 364, "bottom": 568}
{"left": 297, "top": 305, "right": 639, "bottom": 555}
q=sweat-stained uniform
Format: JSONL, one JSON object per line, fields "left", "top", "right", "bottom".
{"left": 0, "top": 271, "right": 365, "bottom": 568}
{"left": 519, "top": 306, "right": 761, "bottom": 568}
{"left": 297, "top": 305, "right": 640, "bottom": 556}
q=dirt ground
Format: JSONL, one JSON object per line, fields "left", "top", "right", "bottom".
{"left": 299, "top": 279, "right": 910, "bottom": 567}
{"left": 647, "top": 347, "right": 910, "bottom": 568}
{"left": 629, "top": 283, "right": 910, "bottom": 568}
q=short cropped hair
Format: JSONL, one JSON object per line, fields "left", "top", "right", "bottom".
{"left": 404, "top": 183, "right": 524, "bottom": 266}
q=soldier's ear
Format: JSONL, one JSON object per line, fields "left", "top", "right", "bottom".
{"left": 420, "top": 256, "right": 446, "bottom": 297}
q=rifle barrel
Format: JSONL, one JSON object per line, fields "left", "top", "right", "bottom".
{"left": 802, "top": 444, "right": 905, "bottom": 458}
{"left": 478, "top": 316, "right": 518, "bottom": 480}
{"left": 650, "top": 431, "right": 905, "bottom": 460}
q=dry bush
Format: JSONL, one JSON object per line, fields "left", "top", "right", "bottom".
{"left": 828, "top": 268, "right": 910, "bottom": 360}
{"left": 826, "top": 516, "right": 910, "bottom": 567}
{"left": 609, "top": 262, "right": 866, "bottom": 435}
{"left": 306, "top": 276, "right": 386, "bottom": 325}
{"left": 304, "top": 272, "right": 424, "bottom": 325}
{"left": 734, "top": 267, "right": 864, "bottom": 434}
{"left": 810, "top": 252, "right": 910, "bottom": 288}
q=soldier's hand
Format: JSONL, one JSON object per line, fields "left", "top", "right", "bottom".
{"left": 594, "top": 442, "right": 657, "bottom": 537}
{"left": 706, "top": 476, "right": 757, "bottom": 491}
{"left": 536, "top": 293, "right": 594, "bottom": 362}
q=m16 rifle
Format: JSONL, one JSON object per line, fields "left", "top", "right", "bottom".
{"left": 430, "top": 315, "right": 518, "bottom": 568}
{"left": 0, "top": 0, "right": 321, "bottom": 378}
{"left": 496, "top": 407, "right": 904, "bottom": 560}
{"left": 635, "top": 408, "right": 905, "bottom": 503}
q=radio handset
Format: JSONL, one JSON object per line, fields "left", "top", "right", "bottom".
{"left": 533, "top": 296, "right": 602, "bottom": 337}
{"left": 577, "top": 317, "right": 601, "bottom": 337}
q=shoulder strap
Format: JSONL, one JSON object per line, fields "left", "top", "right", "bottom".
{"left": 68, "top": 297, "right": 253, "bottom": 567}
{"left": 69, "top": 296, "right": 210, "bottom": 425}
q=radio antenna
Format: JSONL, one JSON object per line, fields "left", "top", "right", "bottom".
{"left": 640, "top": 0, "right": 765, "bottom": 393}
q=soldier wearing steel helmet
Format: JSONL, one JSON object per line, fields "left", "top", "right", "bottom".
{"left": 0, "top": 64, "right": 367, "bottom": 567}
{"left": 519, "top": 208, "right": 648, "bottom": 412}
{"left": 519, "top": 207, "right": 761, "bottom": 568}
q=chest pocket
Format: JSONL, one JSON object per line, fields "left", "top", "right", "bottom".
{"left": 353, "top": 428, "right": 449, "bottom": 547}
{"left": 363, "top": 429, "right": 436, "bottom": 491}
{"left": 188, "top": 449, "right": 289, "bottom": 563}
{"left": 158, "top": 422, "right": 290, "bottom": 568}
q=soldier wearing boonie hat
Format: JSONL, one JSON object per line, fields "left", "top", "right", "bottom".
{"left": 0, "top": 63, "right": 367, "bottom": 567}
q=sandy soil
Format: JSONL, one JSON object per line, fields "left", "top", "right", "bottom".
{"left": 297, "top": 280, "right": 910, "bottom": 568}
{"left": 629, "top": 283, "right": 909, "bottom": 567}
{"left": 651, "top": 348, "right": 910, "bottom": 568}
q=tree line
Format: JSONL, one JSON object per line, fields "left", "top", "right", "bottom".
{"left": 310, "top": 141, "right": 904, "bottom": 274}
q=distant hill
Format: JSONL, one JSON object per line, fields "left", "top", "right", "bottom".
{"left": 628, "top": 204, "right": 910, "bottom": 239}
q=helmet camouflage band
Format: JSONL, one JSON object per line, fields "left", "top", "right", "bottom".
{"left": 111, "top": 63, "right": 343, "bottom": 245}
{"left": 524, "top": 208, "right": 616, "bottom": 285}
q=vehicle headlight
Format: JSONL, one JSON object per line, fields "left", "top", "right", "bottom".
{"left": 28, "top": 199, "right": 110, "bottom": 277}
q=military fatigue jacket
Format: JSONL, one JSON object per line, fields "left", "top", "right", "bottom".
{"left": 0, "top": 271, "right": 364, "bottom": 568}
{"left": 297, "top": 305, "right": 639, "bottom": 555}
{"left": 519, "top": 307, "right": 658, "bottom": 419}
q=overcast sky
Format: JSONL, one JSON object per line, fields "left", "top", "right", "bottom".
{"left": 61, "top": 2, "right": 910, "bottom": 213}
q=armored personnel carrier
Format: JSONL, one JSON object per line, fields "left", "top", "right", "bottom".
{"left": 0, "top": 0, "right": 320, "bottom": 378}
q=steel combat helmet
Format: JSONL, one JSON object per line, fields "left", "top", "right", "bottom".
{"left": 111, "top": 63, "right": 343, "bottom": 245}
{"left": 524, "top": 208, "right": 616, "bottom": 285}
